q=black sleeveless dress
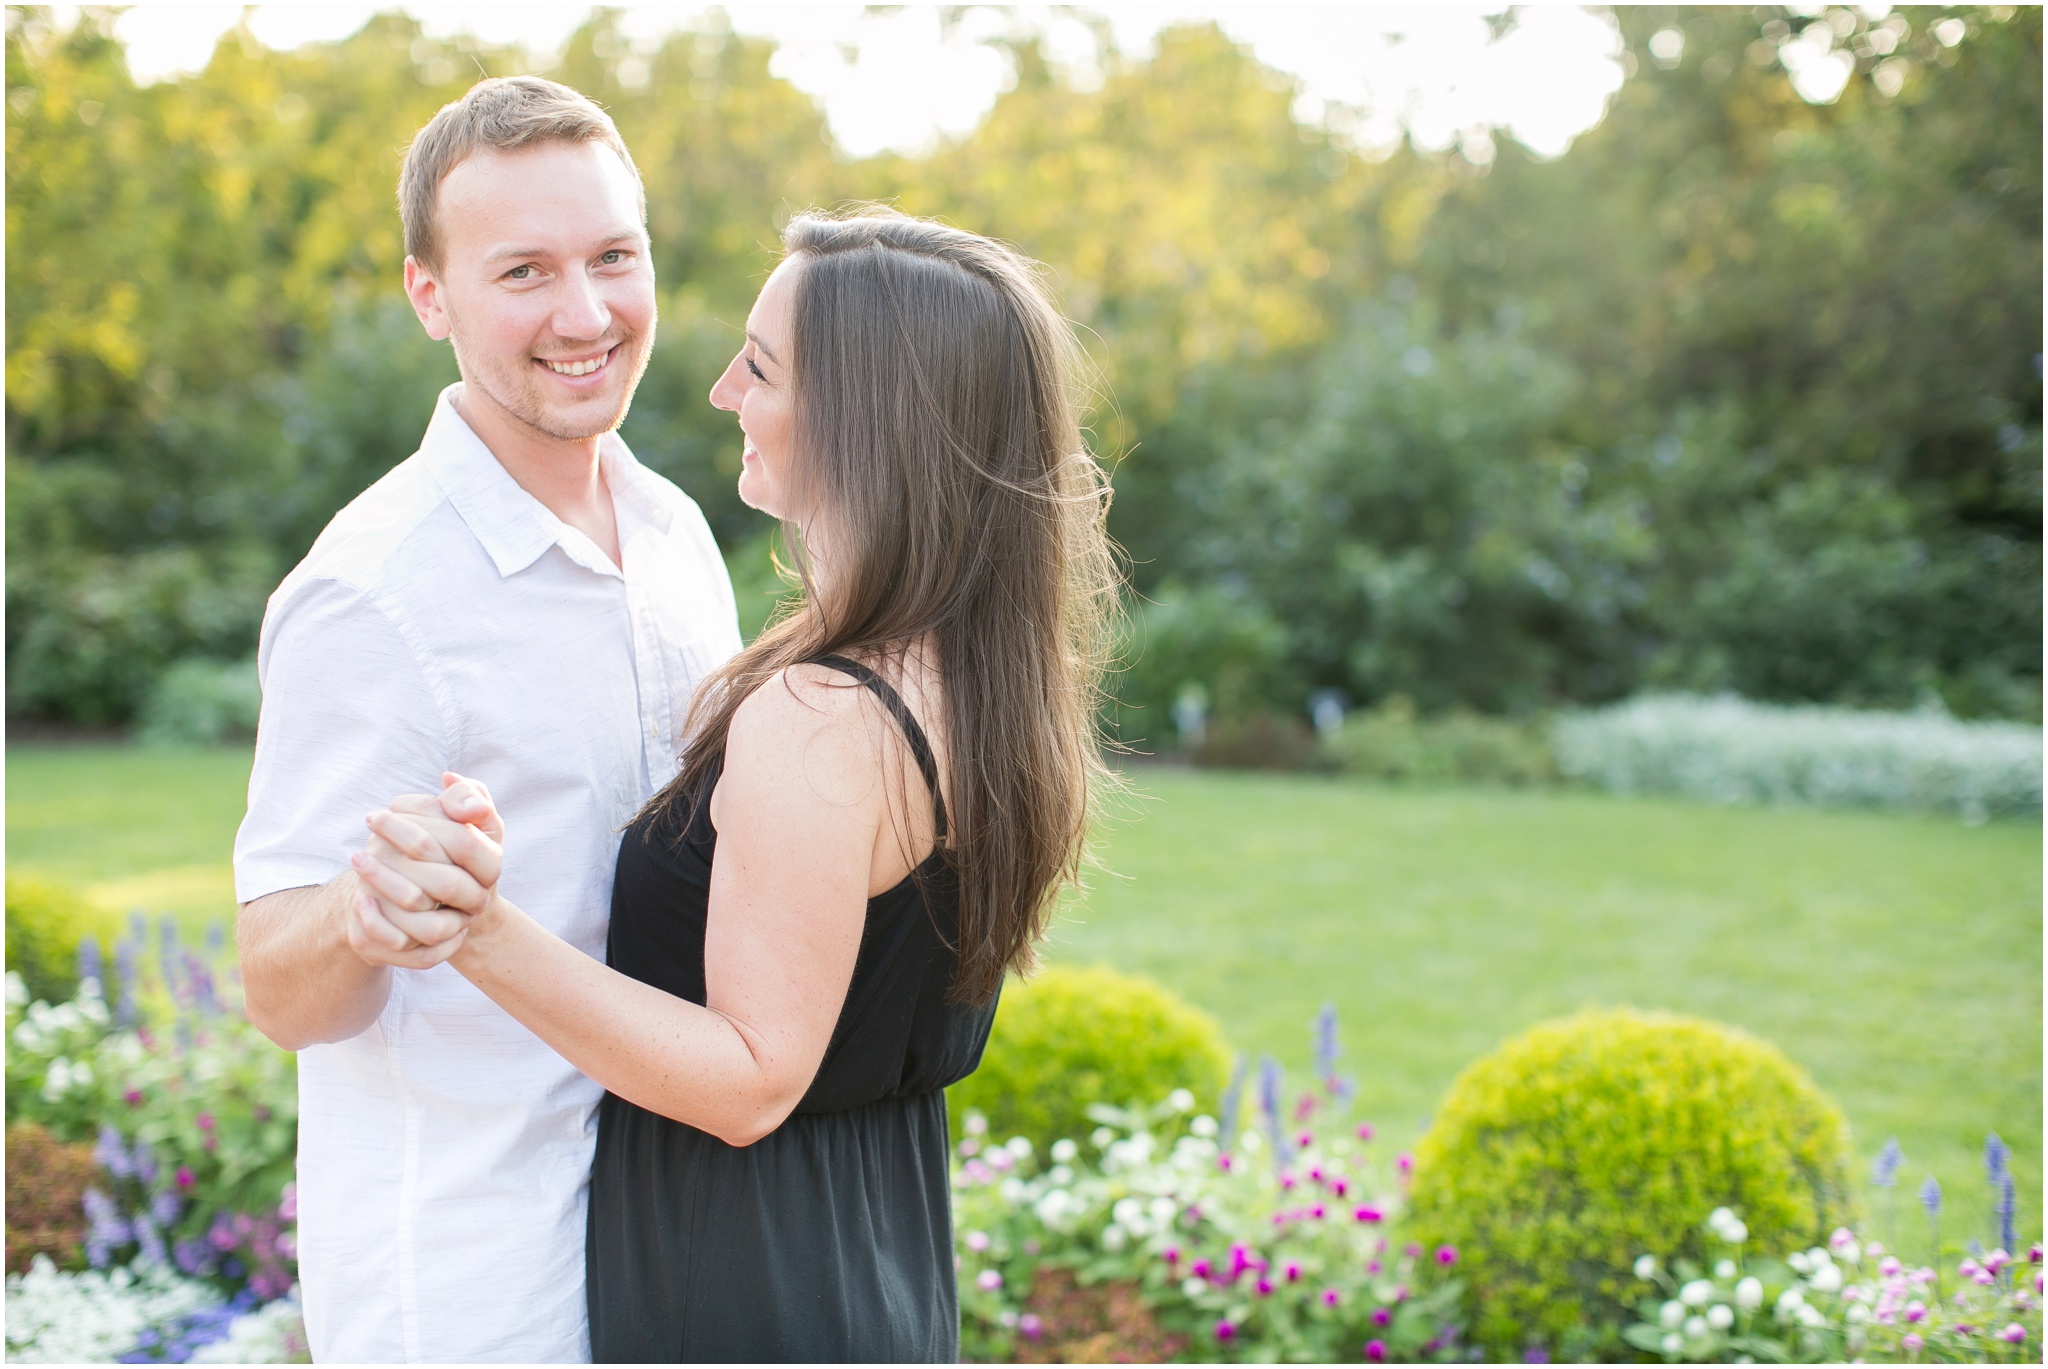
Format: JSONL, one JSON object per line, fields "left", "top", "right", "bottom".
{"left": 586, "top": 657, "right": 999, "bottom": 1362}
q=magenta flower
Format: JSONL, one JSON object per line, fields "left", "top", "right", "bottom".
{"left": 1322, "top": 1288, "right": 1341, "bottom": 1307}
{"left": 1311, "top": 1205, "right": 1327, "bottom": 1220}
{"left": 1905, "top": 1301, "right": 1926, "bottom": 1323}
{"left": 1280, "top": 1173, "right": 1298, "bottom": 1190}
{"left": 1404, "top": 1242, "right": 1423, "bottom": 1259}
{"left": 175, "top": 1166, "right": 196, "bottom": 1189}
{"left": 2001, "top": 1324, "right": 2027, "bottom": 1345}
{"left": 976, "top": 1269, "right": 1002, "bottom": 1292}
{"left": 1191, "top": 1259, "right": 1213, "bottom": 1280}
{"left": 1218, "top": 1153, "right": 1234, "bottom": 1172}
{"left": 1214, "top": 1321, "right": 1236, "bottom": 1342}
{"left": 1364, "top": 1339, "right": 1387, "bottom": 1362}
{"left": 1294, "top": 1095, "right": 1317, "bottom": 1122}
{"left": 2030, "top": 1244, "right": 2043, "bottom": 1264}
{"left": 196, "top": 1112, "right": 216, "bottom": 1132}
{"left": 1367, "top": 1259, "right": 1382, "bottom": 1275}
{"left": 1372, "top": 1307, "right": 1391, "bottom": 1327}
{"left": 1019, "top": 1314, "right": 1043, "bottom": 1341}
{"left": 1355, "top": 1206, "right": 1383, "bottom": 1224}
{"left": 1297, "top": 1131, "right": 1315, "bottom": 1149}
{"left": 1357, "top": 1122, "right": 1376, "bottom": 1141}
{"left": 1256, "top": 1278, "right": 1274, "bottom": 1296}
{"left": 1393, "top": 1284, "right": 1410, "bottom": 1302}
{"left": 1396, "top": 1152, "right": 1413, "bottom": 1175}
{"left": 123, "top": 1089, "right": 143, "bottom": 1106}
{"left": 1333, "top": 1178, "right": 1349, "bottom": 1197}
{"left": 1309, "top": 1166, "right": 1325, "bottom": 1183}
{"left": 1162, "top": 1246, "right": 1181, "bottom": 1265}
{"left": 1901, "top": 1332, "right": 1924, "bottom": 1355}
{"left": 1436, "top": 1245, "right": 1459, "bottom": 1267}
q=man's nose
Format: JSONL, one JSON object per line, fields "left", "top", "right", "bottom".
{"left": 553, "top": 270, "right": 612, "bottom": 342}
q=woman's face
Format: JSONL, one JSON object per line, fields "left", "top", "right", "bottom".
{"left": 711, "top": 257, "right": 802, "bottom": 521}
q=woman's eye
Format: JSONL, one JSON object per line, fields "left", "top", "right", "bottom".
{"left": 745, "top": 357, "right": 767, "bottom": 382}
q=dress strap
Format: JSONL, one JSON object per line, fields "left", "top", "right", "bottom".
{"left": 809, "top": 655, "right": 948, "bottom": 839}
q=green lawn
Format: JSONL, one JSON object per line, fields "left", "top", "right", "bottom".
{"left": 7, "top": 744, "right": 2039, "bottom": 1261}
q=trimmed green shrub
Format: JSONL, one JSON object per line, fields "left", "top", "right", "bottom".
{"left": 5, "top": 877, "right": 116, "bottom": 1007}
{"left": 1407, "top": 1008, "right": 1855, "bottom": 1361}
{"left": 949, "top": 965, "right": 1232, "bottom": 1152}
{"left": 138, "top": 656, "right": 261, "bottom": 746}
{"left": 1324, "top": 696, "right": 1556, "bottom": 785}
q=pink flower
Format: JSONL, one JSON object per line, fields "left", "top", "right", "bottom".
{"left": 278, "top": 1183, "right": 297, "bottom": 1221}
{"left": 1295, "top": 1095, "right": 1318, "bottom": 1122}
{"left": 1356, "top": 1123, "right": 1375, "bottom": 1141}
{"left": 1403, "top": 1243, "right": 1423, "bottom": 1259}
{"left": 1311, "top": 1205, "right": 1327, "bottom": 1220}
{"left": 123, "top": 1089, "right": 143, "bottom": 1106}
{"left": 1436, "top": 1245, "right": 1459, "bottom": 1267}
{"left": 965, "top": 1230, "right": 991, "bottom": 1252}
{"left": 2030, "top": 1244, "right": 2043, "bottom": 1264}
{"left": 1296, "top": 1131, "right": 1315, "bottom": 1149}
{"left": 1162, "top": 1246, "right": 1181, "bottom": 1265}
{"left": 958, "top": 1138, "right": 979, "bottom": 1157}
{"left": 1366, "top": 1259, "right": 1382, "bottom": 1275}
{"left": 196, "top": 1112, "right": 215, "bottom": 1131}
{"left": 1901, "top": 1332, "right": 1924, "bottom": 1355}
{"left": 1019, "top": 1314, "right": 1043, "bottom": 1341}
{"left": 1280, "top": 1173, "right": 1298, "bottom": 1190}
{"left": 1355, "top": 1206, "right": 1384, "bottom": 1224}
{"left": 1214, "top": 1321, "right": 1236, "bottom": 1342}
{"left": 1322, "top": 1288, "right": 1341, "bottom": 1307}
{"left": 1218, "top": 1153, "right": 1234, "bottom": 1172}
{"left": 1904, "top": 1301, "right": 1926, "bottom": 1323}
{"left": 175, "top": 1166, "right": 196, "bottom": 1189}
{"left": 1191, "top": 1260, "right": 1213, "bottom": 1280}
{"left": 1393, "top": 1284, "right": 1410, "bottom": 1303}
{"left": 1396, "top": 1152, "right": 1413, "bottom": 1175}
{"left": 1256, "top": 1278, "right": 1274, "bottom": 1296}
{"left": 2001, "top": 1324, "right": 2027, "bottom": 1345}
{"left": 1961, "top": 1258, "right": 1983, "bottom": 1278}
{"left": 1364, "top": 1339, "right": 1387, "bottom": 1362}
{"left": 1333, "top": 1178, "right": 1349, "bottom": 1197}
{"left": 1372, "top": 1308, "right": 1391, "bottom": 1327}
{"left": 987, "top": 1149, "right": 1014, "bottom": 1172}
{"left": 1880, "top": 1257, "right": 1903, "bottom": 1277}
{"left": 1284, "top": 1262, "right": 1301, "bottom": 1283}
{"left": 976, "top": 1270, "right": 1002, "bottom": 1292}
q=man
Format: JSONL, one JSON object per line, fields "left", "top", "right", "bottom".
{"left": 234, "top": 77, "right": 740, "bottom": 1362}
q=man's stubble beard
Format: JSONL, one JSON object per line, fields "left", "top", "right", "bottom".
{"left": 446, "top": 308, "right": 657, "bottom": 443}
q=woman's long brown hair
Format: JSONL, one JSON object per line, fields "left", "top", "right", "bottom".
{"left": 642, "top": 206, "right": 1121, "bottom": 1005}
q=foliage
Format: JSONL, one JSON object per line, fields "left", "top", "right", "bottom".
{"left": 1622, "top": 1210, "right": 2042, "bottom": 1365}
{"left": 138, "top": 659, "right": 259, "bottom": 748}
{"left": 952, "top": 1035, "right": 1468, "bottom": 1363}
{"left": 6, "top": 1122, "right": 97, "bottom": 1273}
{"left": 1322, "top": 696, "right": 1555, "bottom": 785}
{"left": 949, "top": 965, "right": 1232, "bottom": 1157}
{"left": 5, "top": 874, "right": 116, "bottom": 1006}
{"left": 1407, "top": 1007, "right": 1856, "bottom": 1360}
{"left": 1108, "top": 583, "right": 1292, "bottom": 751}
{"left": 5, "top": 916, "right": 299, "bottom": 1302}
{"left": 1554, "top": 694, "right": 2044, "bottom": 819}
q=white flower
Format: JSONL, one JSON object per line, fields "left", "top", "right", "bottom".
{"left": 1708, "top": 1206, "right": 1736, "bottom": 1232}
{"left": 191, "top": 1294, "right": 306, "bottom": 1365}
{"left": 1660, "top": 1301, "right": 1686, "bottom": 1329}
{"left": 1845, "top": 1305, "right": 1869, "bottom": 1324}
{"left": 1661, "top": 1332, "right": 1682, "bottom": 1355}
{"left": 1722, "top": 1218, "right": 1748, "bottom": 1243}
{"left": 1005, "top": 1136, "right": 1033, "bottom": 1160}
{"left": 1775, "top": 1288, "right": 1806, "bottom": 1320}
{"left": 1684, "top": 1315, "right": 1708, "bottom": 1338}
{"left": 1032, "top": 1189, "right": 1073, "bottom": 1224}
{"left": 1047, "top": 1165, "right": 1073, "bottom": 1186}
{"left": 1100, "top": 1224, "right": 1128, "bottom": 1252}
{"left": 1707, "top": 1304, "right": 1734, "bottom": 1330}
{"left": 1788, "top": 1251, "right": 1813, "bottom": 1275}
{"left": 1190, "top": 1115, "right": 1219, "bottom": 1138}
{"left": 1734, "top": 1277, "right": 1764, "bottom": 1311}
{"left": 1112, "top": 1198, "right": 1144, "bottom": 1227}
{"left": 1715, "top": 1259, "right": 1737, "bottom": 1279}
{"left": 964, "top": 1113, "right": 988, "bottom": 1136}
{"left": 1167, "top": 1088, "right": 1195, "bottom": 1112}
{"left": 1635, "top": 1255, "right": 1658, "bottom": 1280}
{"left": 1809, "top": 1261, "right": 1842, "bottom": 1294}
{"left": 1049, "top": 1138, "right": 1078, "bottom": 1163}
{"left": 5, "top": 971, "right": 28, "bottom": 1007}
{"left": 1147, "top": 1196, "right": 1177, "bottom": 1223}
{"left": 1090, "top": 1126, "right": 1115, "bottom": 1148}
{"left": 1182, "top": 1276, "right": 1208, "bottom": 1299}
{"left": 1795, "top": 1303, "right": 1826, "bottom": 1328}
{"left": 1681, "top": 1280, "right": 1713, "bottom": 1307}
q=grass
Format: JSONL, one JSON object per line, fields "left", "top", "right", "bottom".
{"left": 6, "top": 744, "right": 2039, "bottom": 1262}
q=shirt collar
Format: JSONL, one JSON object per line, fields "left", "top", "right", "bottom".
{"left": 420, "top": 384, "right": 670, "bottom": 578}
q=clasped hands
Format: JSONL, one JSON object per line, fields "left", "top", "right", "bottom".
{"left": 346, "top": 772, "right": 506, "bottom": 970}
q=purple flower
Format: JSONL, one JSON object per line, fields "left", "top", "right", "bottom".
{"left": 1984, "top": 1132, "right": 2010, "bottom": 1184}
{"left": 2001, "top": 1324, "right": 2027, "bottom": 1344}
{"left": 150, "top": 1191, "right": 183, "bottom": 1227}
{"left": 173, "top": 1240, "right": 214, "bottom": 1277}
{"left": 1018, "top": 1314, "right": 1043, "bottom": 1341}
{"left": 1214, "top": 1321, "right": 1236, "bottom": 1342}
{"left": 1314, "top": 1002, "right": 1341, "bottom": 1082}
{"left": 1366, "top": 1259, "right": 1382, "bottom": 1275}
{"left": 1920, "top": 1176, "right": 1942, "bottom": 1216}
{"left": 176, "top": 1166, "right": 196, "bottom": 1190}
{"left": 123, "top": 1089, "right": 142, "bottom": 1106}
{"left": 1901, "top": 1332, "right": 1924, "bottom": 1354}
{"left": 1219, "top": 1055, "right": 1248, "bottom": 1148}
{"left": 976, "top": 1269, "right": 1002, "bottom": 1292}
{"left": 1997, "top": 1173, "right": 2017, "bottom": 1261}
{"left": 279, "top": 1183, "right": 298, "bottom": 1221}
{"left": 1372, "top": 1308, "right": 1391, "bottom": 1327}
{"left": 94, "top": 1126, "right": 134, "bottom": 1179}
{"left": 1321, "top": 1288, "right": 1340, "bottom": 1307}
{"left": 1523, "top": 1350, "right": 1550, "bottom": 1365}
{"left": 1364, "top": 1339, "right": 1387, "bottom": 1362}
{"left": 77, "top": 937, "right": 105, "bottom": 991}
{"left": 1871, "top": 1137, "right": 1904, "bottom": 1187}
{"left": 1436, "top": 1244, "right": 1459, "bottom": 1267}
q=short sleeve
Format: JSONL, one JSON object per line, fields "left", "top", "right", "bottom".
{"left": 233, "top": 578, "right": 452, "bottom": 903}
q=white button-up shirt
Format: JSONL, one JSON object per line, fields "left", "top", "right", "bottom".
{"left": 234, "top": 386, "right": 741, "bottom": 1363}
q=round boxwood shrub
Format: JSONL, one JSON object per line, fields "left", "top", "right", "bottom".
{"left": 1408, "top": 1007, "right": 1854, "bottom": 1360}
{"left": 949, "top": 965, "right": 1232, "bottom": 1152}
{"left": 4, "top": 877, "right": 114, "bottom": 1007}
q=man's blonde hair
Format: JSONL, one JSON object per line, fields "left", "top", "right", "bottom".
{"left": 398, "top": 76, "right": 644, "bottom": 271}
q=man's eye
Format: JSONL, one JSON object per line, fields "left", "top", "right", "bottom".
{"left": 506, "top": 265, "right": 534, "bottom": 280}
{"left": 600, "top": 250, "right": 624, "bottom": 265}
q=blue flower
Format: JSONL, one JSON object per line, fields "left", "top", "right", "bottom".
{"left": 1920, "top": 1176, "right": 1942, "bottom": 1216}
{"left": 1218, "top": 1055, "right": 1247, "bottom": 1149}
{"left": 1871, "top": 1137, "right": 1903, "bottom": 1187}
{"left": 1313, "top": 1002, "right": 1341, "bottom": 1084}
{"left": 76, "top": 937, "right": 105, "bottom": 992}
{"left": 150, "top": 1190, "right": 184, "bottom": 1227}
{"left": 1997, "top": 1172, "right": 2016, "bottom": 1258}
{"left": 1984, "top": 1132, "right": 2010, "bottom": 1185}
{"left": 95, "top": 1125, "right": 134, "bottom": 1180}
{"left": 1257, "top": 1055, "right": 1292, "bottom": 1164}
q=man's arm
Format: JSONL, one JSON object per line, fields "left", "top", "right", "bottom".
{"left": 238, "top": 871, "right": 471, "bottom": 1051}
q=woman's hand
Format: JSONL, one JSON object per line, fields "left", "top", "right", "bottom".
{"left": 352, "top": 772, "right": 508, "bottom": 950}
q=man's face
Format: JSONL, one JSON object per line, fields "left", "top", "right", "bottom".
{"left": 407, "top": 140, "right": 656, "bottom": 443}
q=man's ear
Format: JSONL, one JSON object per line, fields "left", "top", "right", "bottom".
{"left": 403, "top": 256, "right": 452, "bottom": 342}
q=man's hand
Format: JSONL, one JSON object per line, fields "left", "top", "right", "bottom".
{"left": 352, "top": 773, "right": 507, "bottom": 961}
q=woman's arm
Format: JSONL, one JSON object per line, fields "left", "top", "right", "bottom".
{"left": 358, "top": 669, "right": 881, "bottom": 1147}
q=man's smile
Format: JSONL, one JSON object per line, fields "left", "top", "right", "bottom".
{"left": 537, "top": 345, "right": 616, "bottom": 378}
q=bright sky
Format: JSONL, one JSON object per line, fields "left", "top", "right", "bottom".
{"left": 104, "top": 4, "right": 1630, "bottom": 160}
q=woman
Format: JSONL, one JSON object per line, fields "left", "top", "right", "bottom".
{"left": 352, "top": 208, "right": 1119, "bottom": 1361}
